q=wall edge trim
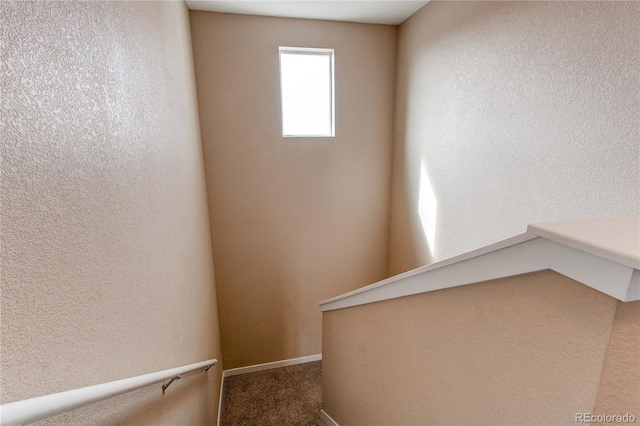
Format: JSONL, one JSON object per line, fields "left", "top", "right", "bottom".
{"left": 320, "top": 218, "right": 640, "bottom": 311}
{"left": 320, "top": 409, "right": 340, "bottom": 426}
{"left": 222, "top": 354, "right": 322, "bottom": 377}
{"left": 216, "top": 373, "right": 225, "bottom": 426}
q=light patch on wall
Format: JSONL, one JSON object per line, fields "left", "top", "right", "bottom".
{"left": 419, "top": 162, "right": 437, "bottom": 256}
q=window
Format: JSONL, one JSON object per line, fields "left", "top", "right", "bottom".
{"left": 279, "top": 47, "right": 335, "bottom": 137}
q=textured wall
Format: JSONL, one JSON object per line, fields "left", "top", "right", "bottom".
{"left": 322, "top": 271, "right": 620, "bottom": 425}
{"left": 190, "top": 12, "right": 396, "bottom": 369}
{"left": 594, "top": 300, "right": 640, "bottom": 419}
{"left": 0, "top": 1, "right": 222, "bottom": 424}
{"left": 389, "top": 1, "right": 640, "bottom": 274}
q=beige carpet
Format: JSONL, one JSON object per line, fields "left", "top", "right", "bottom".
{"left": 220, "top": 361, "right": 324, "bottom": 426}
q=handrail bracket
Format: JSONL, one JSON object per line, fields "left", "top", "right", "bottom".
{"left": 162, "top": 375, "right": 181, "bottom": 394}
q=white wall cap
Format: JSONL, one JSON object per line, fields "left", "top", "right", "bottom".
{"left": 320, "top": 217, "right": 640, "bottom": 311}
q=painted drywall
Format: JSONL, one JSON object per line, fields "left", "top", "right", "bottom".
{"left": 190, "top": 12, "right": 396, "bottom": 369}
{"left": 322, "top": 270, "right": 621, "bottom": 425}
{"left": 0, "top": 1, "right": 223, "bottom": 424}
{"left": 594, "top": 300, "right": 640, "bottom": 419}
{"left": 389, "top": 1, "right": 640, "bottom": 274}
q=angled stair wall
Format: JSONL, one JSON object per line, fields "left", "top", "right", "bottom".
{"left": 320, "top": 217, "right": 640, "bottom": 425}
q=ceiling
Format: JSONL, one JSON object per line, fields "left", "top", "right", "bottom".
{"left": 185, "top": 1, "right": 430, "bottom": 25}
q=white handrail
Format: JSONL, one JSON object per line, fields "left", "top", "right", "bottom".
{"left": 0, "top": 359, "right": 217, "bottom": 426}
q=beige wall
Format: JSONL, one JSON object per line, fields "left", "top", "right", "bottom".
{"left": 389, "top": 1, "right": 640, "bottom": 274}
{"left": 190, "top": 12, "right": 396, "bottom": 369}
{"left": 594, "top": 300, "right": 640, "bottom": 421}
{"left": 321, "top": 270, "right": 637, "bottom": 425}
{"left": 0, "top": 1, "right": 222, "bottom": 424}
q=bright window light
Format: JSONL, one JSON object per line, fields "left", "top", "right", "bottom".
{"left": 419, "top": 162, "right": 438, "bottom": 256}
{"left": 279, "top": 47, "right": 334, "bottom": 137}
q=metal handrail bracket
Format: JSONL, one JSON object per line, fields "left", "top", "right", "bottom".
{"left": 0, "top": 359, "right": 217, "bottom": 425}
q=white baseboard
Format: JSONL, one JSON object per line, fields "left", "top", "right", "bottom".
{"left": 222, "top": 354, "right": 322, "bottom": 377}
{"left": 320, "top": 409, "right": 339, "bottom": 426}
{"left": 216, "top": 373, "right": 225, "bottom": 426}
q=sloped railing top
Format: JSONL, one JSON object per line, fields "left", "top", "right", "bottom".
{"left": 320, "top": 217, "right": 639, "bottom": 312}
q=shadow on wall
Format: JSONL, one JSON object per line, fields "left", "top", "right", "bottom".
{"left": 215, "top": 239, "right": 293, "bottom": 369}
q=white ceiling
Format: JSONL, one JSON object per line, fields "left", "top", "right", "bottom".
{"left": 185, "top": 1, "right": 430, "bottom": 25}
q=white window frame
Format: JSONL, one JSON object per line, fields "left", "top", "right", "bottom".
{"left": 278, "top": 46, "right": 335, "bottom": 138}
